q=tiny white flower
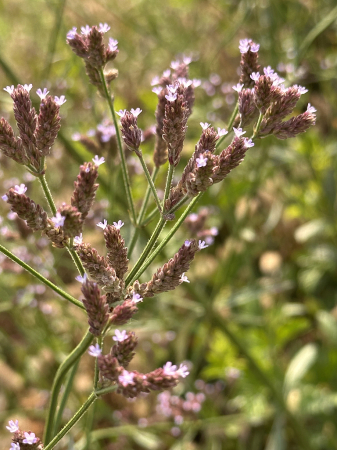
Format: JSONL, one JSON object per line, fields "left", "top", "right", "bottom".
{"left": 198, "top": 240, "right": 209, "bottom": 250}
{"left": 36, "top": 88, "right": 49, "bottom": 100}
{"left": 97, "top": 219, "right": 108, "bottom": 230}
{"left": 23, "top": 431, "right": 38, "bottom": 444}
{"left": 217, "top": 127, "right": 228, "bottom": 137}
{"left": 130, "top": 107, "right": 142, "bottom": 117}
{"left": 54, "top": 95, "right": 67, "bottom": 106}
{"left": 11, "top": 443, "right": 20, "bottom": 450}
{"left": 81, "top": 25, "right": 91, "bottom": 36}
{"left": 250, "top": 43, "right": 260, "bottom": 52}
{"left": 232, "top": 83, "right": 244, "bottom": 93}
{"left": 3, "top": 85, "right": 14, "bottom": 95}
{"left": 239, "top": 38, "right": 250, "bottom": 54}
{"left": 170, "top": 60, "right": 180, "bottom": 70}
{"left": 74, "top": 234, "right": 83, "bottom": 245}
{"left": 250, "top": 72, "right": 260, "bottom": 82}
{"left": 184, "top": 240, "right": 191, "bottom": 247}
{"left": 200, "top": 122, "right": 210, "bottom": 130}
{"left": 108, "top": 38, "right": 118, "bottom": 51}
{"left": 51, "top": 212, "right": 65, "bottom": 228}
{"left": 113, "top": 329, "right": 128, "bottom": 342}
{"left": 192, "top": 78, "right": 201, "bottom": 87}
{"left": 183, "top": 55, "right": 192, "bottom": 65}
{"left": 23, "top": 84, "right": 33, "bottom": 92}
{"left": 13, "top": 184, "right": 27, "bottom": 195}
{"left": 263, "top": 66, "right": 275, "bottom": 77}
{"left": 98, "top": 23, "right": 110, "bottom": 33}
{"left": 296, "top": 85, "right": 308, "bottom": 95}
{"left": 307, "top": 103, "right": 316, "bottom": 114}
{"left": 210, "top": 226, "right": 218, "bottom": 236}
{"left": 233, "top": 127, "right": 246, "bottom": 138}
{"left": 113, "top": 220, "right": 124, "bottom": 229}
{"left": 6, "top": 419, "right": 19, "bottom": 433}
{"left": 2, "top": 194, "right": 8, "bottom": 201}
{"left": 151, "top": 76, "right": 160, "bottom": 86}
{"left": 165, "top": 92, "right": 177, "bottom": 102}
{"left": 163, "top": 69, "right": 171, "bottom": 77}
{"left": 188, "top": 213, "right": 198, "bottom": 222}
{"left": 132, "top": 292, "right": 143, "bottom": 303}
{"left": 180, "top": 273, "right": 190, "bottom": 283}
{"left": 118, "top": 369, "right": 134, "bottom": 386}
{"left": 152, "top": 86, "right": 162, "bottom": 95}
{"left": 92, "top": 155, "right": 105, "bottom": 166}
{"left": 244, "top": 138, "right": 254, "bottom": 148}
{"left": 196, "top": 155, "right": 208, "bottom": 168}
{"left": 116, "top": 110, "right": 127, "bottom": 118}
{"left": 88, "top": 344, "right": 102, "bottom": 357}
{"left": 75, "top": 273, "right": 87, "bottom": 283}
{"left": 177, "top": 363, "right": 189, "bottom": 378}
{"left": 163, "top": 361, "right": 177, "bottom": 375}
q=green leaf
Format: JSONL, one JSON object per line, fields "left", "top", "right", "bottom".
{"left": 284, "top": 343, "right": 318, "bottom": 394}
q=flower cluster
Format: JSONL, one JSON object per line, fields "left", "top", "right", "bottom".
{"left": 5, "top": 420, "right": 42, "bottom": 450}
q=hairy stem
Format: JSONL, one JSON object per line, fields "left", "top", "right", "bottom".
{"left": 43, "top": 329, "right": 93, "bottom": 445}
{"left": 0, "top": 244, "right": 84, "bottom": 310}
{"left": 136, "top": 152, "right": 162, "bottom": 212}
{"left": 99, "top": 69, "right": 137, "bottom": 225}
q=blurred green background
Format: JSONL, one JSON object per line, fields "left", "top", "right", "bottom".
{"left": 1, "top": 0, "right": 337, "bottom": 449}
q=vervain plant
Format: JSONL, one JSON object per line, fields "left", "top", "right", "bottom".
{"left": 0, "top": 24, "right": 315, "bottom": 450}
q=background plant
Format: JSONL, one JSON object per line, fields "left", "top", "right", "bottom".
{"left": 0, "top": 1, "right": 336, "bottom": 450}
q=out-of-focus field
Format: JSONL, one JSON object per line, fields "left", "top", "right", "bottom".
{"left": 1, "top": 1, "right": 337, "bottom": 449}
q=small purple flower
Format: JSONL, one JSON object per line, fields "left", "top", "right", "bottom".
{"left": 250, "top": 72, "right": 260, "bottom": 82}
{"left": 97, "top": 219, "right": 108, "bottom": 230}
{"left": 217, "top": 127, "right": 228, "bottom": 137}
{"left": 108, "top": 38, "right": 118, "bottom": 51}
{"left": 54, "top": 95, "right": 67, "bottom": 106}
{"left": 23, "top": 84, "right": 33, "bottom": 92}
{"left": 178, "top": 78, "right": 192, "bottom": 88}
{"left": 163, "top": 69, "right": 171, "bottom": 77}
{"left": 118, "top": 369, "right": 134, "bottom": 386}
{"left": 307, "top": 103, "right": 316, "bottom": 114}
{"left": 113, "top": 220, "right": 124, "bottom": 229}
{"left": 75, "top": 273, "right": 87, "bottom": 283}
{"left": 198, "top": 240, "right": 209, "bottom": 250}
{"left": 6, "top": 419, "right": 19, "bottom": 433}
{"left": 233, "top": 127, "right": 246, "bottom": 138}
{"left": 80, "top": 25, "right": 91, "bottom": 36}
{"left": 3, "top": 85, "right": 14, "bottom": 95}
{"left": 13, "top": 184, "right": 27, "bottom": 195}
{"left": 23, "top": 432, "right": 38, "bottom": 444}
{"left": 98, "top": 23, "right": 110, "bottom": 33}
{"left": 116, "top": 109, "right": 127, "bottom": 117}
{"left": 184, "top": 240, "right": 191, "bottom": 247}
{"left": 51, "top": 212, "right": 65, "bottom": 228}
{"left": 263, "top": 66, "right": 275, "bottom": 77}
{"left": 180, "top": 273, "right": 190, "bottom": 283}
{"left": 244, "top": 138, "right": 254, "bottom": 148}
{"left": 74, "top": 234, "right": 83, "bottom": 245}
{"left": 250, "top": 43, "right": 260, "bottom": 52}
{"left": 2, "top": 194, "right": 8, "bottom": 202}
{"left": 113, "top": 329, "right": 128, "bottom": 342}
{"left": 165, "top": 92, "right": 177, "bottom": 102}
{"left": 36, "top": 88, "right": 49, "bottom": 100}
{"left": 200, "top": 122, "right": 210, "bottom": 130}
{"left": 67, "top": 27, "right": 77, "bottom": 40}
{"left": 132, "top": 292, "right": 143, "bottom": 303}
{"left": 232, "top": 83, "right": 244, "bottom": 93}
{"left": 88, "top": 343, "right": 102, "bottom": 357}
{"left": 97, "top": 123, "right": 116, "bottom": 142}
{"left": 196, "top": 155, "right": 208, "bottom": 168}
{"left": 170, "top": 60, "right": 180, "bottom": 70}
{"left": 163, "top": 361, "right": 177, "bottom": 375}
{"left": 183, "top": 55, "right": 192, "bottom": 65}
{"left": 239, "top": 38, "right": 250, "bottom": 53}
{"left": 11, "top": 443, "right": 20, "bottom": 450}
{"left": 152, "top": 86, "right": 162, "bottom": 95}
{"left": 130, "top": 107, "right": 142, "bottom": 117}
{"left": 92, "top": 155, "right": 105, "bottom": 166}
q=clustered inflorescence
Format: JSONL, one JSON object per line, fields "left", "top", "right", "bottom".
{"left": 1, "top": 25, "right": 316, "bottom": 449}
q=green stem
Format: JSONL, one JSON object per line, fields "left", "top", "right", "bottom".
{"left": 44, "top": 392, "right": 97, "bottom": 450}
{"left": 53, "top": 359, "right": 80, "bottom": 434}
{"left": 136, "top": 152, "right": 162, "bottom": 212}
{"left": 140, "top": 206, "right": 159, "bottom": 227}
{"left": 128, "top": 194, "right": 202, "bottom": 285}
{"left": 0, "top": 243, "right": 84, "bottom": 310}
{"left": 125, "top": 216, "right": 166, "bottom": 286}
{"left": 163, "top": 164, "right": 174, "bottom": 206}
{"left": 65, "top": 243, "right": 85, "bottom": 276}
{"left": 99, "top": 69, "right": 137, "bottom": 225}
{"left": 43, "top": 330, "right": 93, "bottom": 445}
{"left": 211, "top": 313, "right": 313, "bottom": 450}
{"left": 38, "top": 174, "right": 57, "bottom": 215}
{"left": 127, "top": 167, "right": 159, "bottom": 257}
{"left": 216, "top": 103, "right": 239, "bottom": 149}
{"left": 252, "top": 112, "right": 263, "bottom": 139}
